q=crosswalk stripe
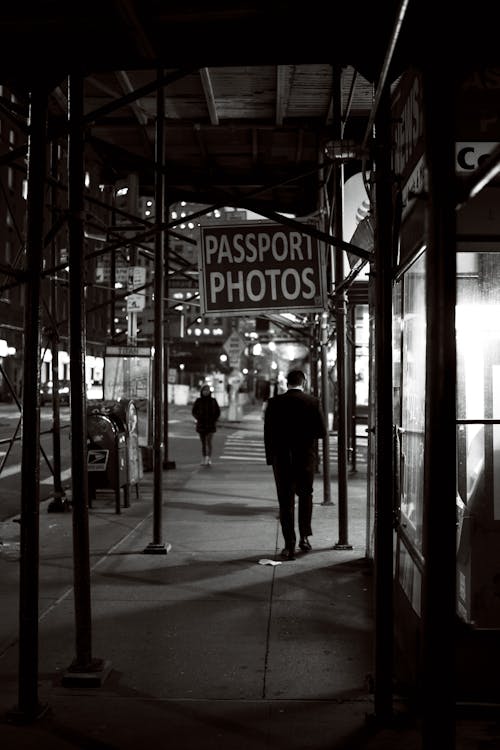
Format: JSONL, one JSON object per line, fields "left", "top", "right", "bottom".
{"left": 219, "top": 455, "right": 263, "bottom": 461}
{"left": 0, "top": 463, "right": 72, "bottom": 482}
{"left": 221, "top": 433, "right": 367, "bottom": 465}
{"left": 40, "top": 468, "right": 72, "bottom": 485}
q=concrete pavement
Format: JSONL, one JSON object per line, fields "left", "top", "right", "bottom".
{"left": 0, "top": 406, "right": 496, "bottom": 749}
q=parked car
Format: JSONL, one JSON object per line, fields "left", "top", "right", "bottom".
{"left": 39, "top": 380, "right": 71, "bottom": 405}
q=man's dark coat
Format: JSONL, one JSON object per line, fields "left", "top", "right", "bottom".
{"left": 264, "top": 387, "right": 327, "bottom": 550}
{"left": 264, "top": 388, "right": 326, "bottom": 468}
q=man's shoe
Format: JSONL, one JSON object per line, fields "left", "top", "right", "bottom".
{"left": 299, "top": 538, "right": 312, "bottom": 552}
{"left": 280, "top": 547, "right": 296, "bottom": 560}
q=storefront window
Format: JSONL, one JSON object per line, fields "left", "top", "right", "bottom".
{"left": 456, "top": 248, "right": 500, "bottom": 627}
{"left": 398, "top": 251, "right": 426, "bottom": 551}
{"left": 456, "top": 250, "right": 500, "bottom": 514}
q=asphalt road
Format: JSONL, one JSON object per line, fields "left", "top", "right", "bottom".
{"left": 0, "top": 403, "right": 205, "bottom": 522}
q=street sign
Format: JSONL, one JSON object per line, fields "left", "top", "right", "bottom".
{"left": 116, "top": 265, "right": 129, "bottom": 286}
{"left": 126, "top": 293, "right": 146, "bottom": 311}
{"left": 126, "top": 266, "right": 147, "bottom": 311}
{"left": 96, "top": 259, "right": 111, "bottom": 283}
{"left": 223, "top": 331, "right": 246, "bottom": 367}
{"left": 105, "top": 346, "right": 151, "bottom": 356}
{"left": 128, "top": 266, "right": 146, "bottom": 291}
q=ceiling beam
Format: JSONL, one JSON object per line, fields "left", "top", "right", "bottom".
{"left": 113, "top": 0, "right": 157, "bottom": 59}
{"left": 276, "top": 65, "right": 288, "bottom": 126}
{"left": 114, "top": 71, "right": 149, "bottom": 126}
{"left": 199, "top": 68, "right": 219, "bottom": 125}
{"left": 83, "top": 68, "right": 198, "bottom": 126}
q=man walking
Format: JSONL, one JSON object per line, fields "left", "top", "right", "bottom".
{"left": 264, "top": 369, "right": 327, "bottom": 560}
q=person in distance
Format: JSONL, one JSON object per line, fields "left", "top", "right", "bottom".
{"left": 192, "top": 384, "right": 221, "bottom": 466}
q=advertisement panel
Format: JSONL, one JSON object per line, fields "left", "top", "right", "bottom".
{"left": 198, "top": 222, "right": 326, "bottom": 316}
{"left": 103, "top": 346, "right": 152, "bottom": 447}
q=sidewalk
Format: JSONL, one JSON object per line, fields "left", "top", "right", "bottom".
{"left": 0, "top": 407, "right": 496, "bottom": 749}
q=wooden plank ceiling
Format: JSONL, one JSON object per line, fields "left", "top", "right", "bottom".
{"left": 0, "top": 1, "right": 497, "bottom": 217}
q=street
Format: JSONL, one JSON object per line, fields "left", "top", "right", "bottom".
{"left": 0, "top": 403, "right": 193, "bottom": 522}
{"left": 0, "top": 404, "right": 73, "bottom": 521}
{"left": 0, "top": 402, "right": 264, "bottom": 522}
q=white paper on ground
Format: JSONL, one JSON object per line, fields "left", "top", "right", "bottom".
{"left": 258, "top": 558, "right": 282, "bottom": 566}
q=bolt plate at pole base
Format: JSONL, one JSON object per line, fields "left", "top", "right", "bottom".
{"left": 5, "top": 701, "right": 49, "bottom": 724}
{"left": 333, "top": 543, "right": 353, "bottom": 550}
{"left": 143, "top": 542, "right": 171, "bottom": 555}
{"left": 47, "top": 496, "right": 72, "bottom": 513}
{"left": 61, "top": 658, "right": 112, "bottom": 688}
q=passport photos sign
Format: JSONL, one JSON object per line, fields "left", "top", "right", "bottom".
{"left": 199, "top": 222, "right": 326, "bottom": 316}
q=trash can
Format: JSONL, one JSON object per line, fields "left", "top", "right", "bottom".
{"left": 87, "top": 411, "right": 129, "bottom": 513}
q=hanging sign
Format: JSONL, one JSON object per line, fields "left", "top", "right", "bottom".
{"left": 198, "top": 222, "right": 326, "bottom": 316}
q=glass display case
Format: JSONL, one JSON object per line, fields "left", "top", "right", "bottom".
{"left": 456, "top": 248, "right": 500, "bottom": 627}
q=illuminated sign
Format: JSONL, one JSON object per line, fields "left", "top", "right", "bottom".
{"left": 456, "top": 142, "right": 498, "bottom": 172}
{"left": 392, "top": 70, "right": 424, "bottom": 185}
{"left": 198, "top": 222, "right": 326, "bottom": 316}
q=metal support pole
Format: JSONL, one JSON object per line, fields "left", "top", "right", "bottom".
{"left": 309, "top": 320, "right": 320, "bottom": 473}
{"left": 334, "top": 287, "right": 351, "bottom": 549}
{"left": 163, "top": 213, "right": 176, "bottom": 470}
{"left": 365, "top": 303, "right": 375, "bottom": 561}
{"left": 318, "top": 155, "right": 332, "bottom": 505}
{"left": 332, "top": 65, "right": 351, "bottom": 549}
{"left": 372, "top": 84, "right": 394, "bottom": 723}
{"left": 420, "top": 62, "right": 457, "bottom": 750}
{"left": 47, "top": 139, "right": 70, "bottom": 513}
{"left": 13, "top": 84, "right": 48, "bottom": 723}
{"left": 64, "top": 73, "right": 110, "bottom": 685}
{"left": 320, "top": 311, "right": 332, "bottom": 505}
{"left": 310, "top": 322, "right": 319, "bottom": 397}
{"left": 349, "top": 304, "right": 358, "bottom": 473}
{"left": 144, "top": 71, "right": 169, "bottom": 554}
{"left": 110, "top": 204, "right": 116, "bottom": 339}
